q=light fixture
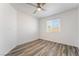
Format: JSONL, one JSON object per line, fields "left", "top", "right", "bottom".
{"left": 37, "top": 7, "right": 41, "bottom": 11}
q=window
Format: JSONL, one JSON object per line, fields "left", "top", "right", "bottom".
{"left": 47, "top": 19, "right": 60, "bottom": 32}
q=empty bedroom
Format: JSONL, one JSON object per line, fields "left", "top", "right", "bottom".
{"left": 0, "top": 3, "right": 79, "bottom": 56}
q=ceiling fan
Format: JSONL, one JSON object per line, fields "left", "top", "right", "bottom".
{"left": 27, "top": 3, "right": 46, "bottom": 14}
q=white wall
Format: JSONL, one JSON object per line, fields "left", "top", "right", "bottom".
{"left": 17, "top": 11, "right": 39, "bottom": 45}
{"left": 40, "top": 8, "right": 78, "bottom": 47}
{"left": 77, "top": 8, "right": 79, "bottom": 48}
{"left": 0, "top": 4, "right": 17, "bottom": 55}
{"left": 0, "top": 4, "right": 39, "bottom": 55}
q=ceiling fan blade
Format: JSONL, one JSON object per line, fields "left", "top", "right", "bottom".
{"left": 41, "top": 8, "right": 45, "bottom": 11}
{"left": 41, "top": 3, "right": 46, "bottom": 6}
{"left": 33, "top": 10, "right": 37, "bottom": 14}
{"left": 26, "top": 3, "right": 37, "bottom": 7}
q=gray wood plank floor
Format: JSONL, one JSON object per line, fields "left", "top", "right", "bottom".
{"left": 6, "top": 39, "right": 79, "bottom": 56}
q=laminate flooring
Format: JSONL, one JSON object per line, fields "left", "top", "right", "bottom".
{"left": 6, "top": 39, "right": 79, "bottom": 56}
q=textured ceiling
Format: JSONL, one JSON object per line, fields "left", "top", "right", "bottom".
{"left": 11, "top": 3, "right": 79, "bottom": 18}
